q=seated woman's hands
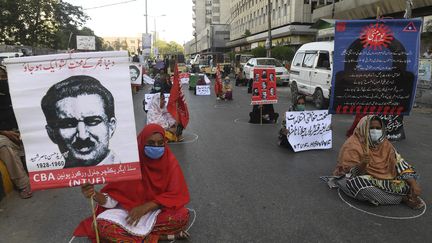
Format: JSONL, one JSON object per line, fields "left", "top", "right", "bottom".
{"left": 126, "top": 201, "right": 160, "bottom": 226}
{"left": 81, "top": 183, "right": 107, "bottom": 205}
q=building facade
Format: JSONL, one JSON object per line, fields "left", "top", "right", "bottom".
{"left": 185, "top": 0, "right": 231, "bottom": 55}
{"left": 102, "top": 36, "right": 142, "bottom": 54}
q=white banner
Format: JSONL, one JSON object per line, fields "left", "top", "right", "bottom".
{"left": 144, "top": 93, "right": 170, "bottom": 110}
{"left": 4, "top": 51, "right": 141, "bottom": 190}
{"left": 76, "top": 35, "right": 96, "bottom": 50}
{"left": 285, "top": 110, "right": 332, "bottom": 152}
{"left": 196, "top": 85, "right": 211, "bottom": 96}
{"left": 143, "top": 74, "right": 155, "bottom": 85}
{"left": 129, "top": 64, "right": 142, "bottom": 85}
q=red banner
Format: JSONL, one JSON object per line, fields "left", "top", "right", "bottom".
{"left": 29, "top": 162, "right": 141, "bottom": 190}
{"left": 251, "top": 68, "right": 278, "bottom": 105}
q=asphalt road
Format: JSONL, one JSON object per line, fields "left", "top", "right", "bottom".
{"left": 0, "top": 78, "right": 431, "bottom": 243}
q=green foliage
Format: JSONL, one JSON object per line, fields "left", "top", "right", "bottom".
{"left": 155, "top": 40, "right": 184, "bottom": 56}
{"left": 426, "top": 20, "right": 432, "bottom": 32}
{"left": 271, "top": 46, "right": 295, "bottom": 62}
{"left": 243, "top": 29, "right": 252, "bottom": 37}
{"left": 0, "top": 0, "right": 91, "bottom": 49}
{"left": 251, "top": 46, "right": 266, "bottom": 57}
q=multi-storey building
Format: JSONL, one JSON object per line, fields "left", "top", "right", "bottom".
{"left": 185, "top": 0, "right": 231, "bottom": 55}
{"left": 227, "top": 0, "right": 318, "bottom": 52}
{"left": 102, "top": 36, "right": 142, "bottom": 54}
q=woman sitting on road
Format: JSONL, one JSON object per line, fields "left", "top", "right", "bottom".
{"left": 249, "top": 104, "right": 279, "bottom": 124}
{"left": 222, "top": 76, "right": 233, "bottom": 100}
{"left": 278, "top": 95, "right": 306, "bottom": 149}
{"left": 75, "top": 124, "right": 191, "bottom": 242}
{"left": 332, "top": 115, "right": 424, "bottom": 209}
{"left": 147, "top": 93, "right": 183, "bottom": 142}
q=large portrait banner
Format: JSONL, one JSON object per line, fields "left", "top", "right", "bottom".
{"left": 251, "top": 68, "right": 278, "bottom": 105}
{"left": 4, "top": 51, "right": 141, "bottom": 190}
{"left": 329, "top": 19, "right": 422, "bottom": 115}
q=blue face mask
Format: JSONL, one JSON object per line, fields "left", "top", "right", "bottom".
{"left": 144, "top": 146, "right": 165, "bottom": 159}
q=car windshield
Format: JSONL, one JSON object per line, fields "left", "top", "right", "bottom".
{"left": 256, "top": 59, "right": 283, "bottom": 67}
{"left": 240, "top": 56, "right": 252, "bottom": 63}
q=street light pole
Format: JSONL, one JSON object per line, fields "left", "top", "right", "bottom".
{"left": 267, "top": 0, "right": 272, "bottom": 58}
{"left": 145, "top": 0, "right": 148, "bottom": 34}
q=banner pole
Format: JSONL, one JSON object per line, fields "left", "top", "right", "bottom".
{"left": 260, "top": 106, "right": 263, "bottom": 125}
{"left": 90, "top": 196, "right": 100, "bottom": 243}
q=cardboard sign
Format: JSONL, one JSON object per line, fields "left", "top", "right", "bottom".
{"left": 4, "top": 51, "right": 141, "bottom": 190}
{"left": 196, "top": 85, "right": 211, "bottom": 96}
{"left": 179, "top": 73, "right": 190, "bottom": 85}
{"left": 76, "top": 35, "right": 96, "bottom": 50}
{"left": 329, "top": 19, "right": 422, "bottom": 115}
{"left": 129, "top": 64, "right": 142, "bottom": 85}
{"left": 143, "top": 74, "right": 155, "bottom": 85}
{"left": 251, "top": 68, "right": 278, "bottom": 105}
{"left": 144, "top": 93, "right": 170, "bottom": 111}
{"left": 285, "top": 110, "right": 332, "bottom": 152}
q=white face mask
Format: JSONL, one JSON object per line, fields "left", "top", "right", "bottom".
{"left": 370, "top": 129, "right": 383, "bottom": 142}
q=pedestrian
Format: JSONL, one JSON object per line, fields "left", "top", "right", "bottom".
{"left": 332, "top": 115, "right": 424, "bottom": 209}
{"left": 75, "top": 124, "right": 191, "bottom": 242}
{"left": 278, "top": 95, "right": 306, "bottom": 148}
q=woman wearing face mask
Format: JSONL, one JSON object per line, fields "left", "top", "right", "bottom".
{"left": 278, "top": 95, "right": 306, "bottom": 149}
{"left": 75, "top": 124, "right": 191, "bottom": 242}
{"left": 332, "top": 115, "right": 424, "bottom": 209}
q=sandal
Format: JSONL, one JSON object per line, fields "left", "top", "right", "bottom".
{"left": 166, "top": 231, "right": 190, "bottom": 241}
{"left": 19, "top": 186, "right": 33, "bottom": 199}
{"left": 403, "top": 196, "right": 424, "bottom": 210}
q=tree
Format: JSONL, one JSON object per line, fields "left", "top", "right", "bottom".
{"left": 272, "top": 46, "right": 295, "bottom": 62}
{"left": 251, "top": 46, "right": 266, "bottom": 57}
{"left": 0, "top": 0, "right": 88, "bottom": 48}
{"left": 154, "top": 40, "right": 184, "bottom": 56}
{"left": 425, "top": 20, "right": 432, "bottom": 32}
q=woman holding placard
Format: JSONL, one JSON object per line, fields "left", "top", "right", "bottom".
{"left": 278, "top": 95, "right": 306, "bottom": 149}
{"left": 332, "top": 115, "right": 424, "bottom": 209}
{"left": 75, "top": 124, "right": 191, "bottom": 242}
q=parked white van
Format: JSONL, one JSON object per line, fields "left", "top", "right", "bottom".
{"left": 289, "top": 41, "right": 333, "bottom": 108}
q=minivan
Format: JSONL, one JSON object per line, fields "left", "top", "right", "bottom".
{"left": 289, "top": 41, "right": 333, "bottom": 108}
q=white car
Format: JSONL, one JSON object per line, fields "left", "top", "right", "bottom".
{"left": 290, "top": 41, "right": 333, "bottom": 109}
{"left": 243, "top": 58, "right": 289, "bottom": 86}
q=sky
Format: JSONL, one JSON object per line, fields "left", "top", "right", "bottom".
{"left": 66, "top": 0, "right": 194, "bottom": 44}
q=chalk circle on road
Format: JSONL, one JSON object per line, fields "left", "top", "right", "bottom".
{"left": 214, "top": 103, "right": 241, "bottom": 109}
{"left": 338, "top": 188, "right": 427, "bottom": 220}
{"left": 234, "top": 118, "right": 280, "bottom": 125}
{"left": 168, "top": 132, "right": 199, "bottom": 145}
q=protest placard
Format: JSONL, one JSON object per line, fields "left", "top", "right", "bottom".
{"left": 129, "top": 64, "right": 142, "bottom": 86}
{"left": 285, "top": 110, "right": 332, "bottom": 152}
{"left": 379, "top": 115, "right": 405, "bottom": 141}
{"left": 251, "top": 68, "right": 277, "bottom": 105}
{"left": 144, "top": 93, "right": 170, "bottom": 111}
{"left": 4, "top": 51, "right": 141, "bottom": 190}
{"left": 179, "top": 72, "right": 190, "bottom": 85}
{"left": 76, "top": 35, "right": 96, "bottom": 51}
{"left": 143, "top": 74, "right": 155, "bottom": 85}
{"left": 329, "top": 19, "right": 422, "bottom": 115}
{"left": 196, "top": 85, "right": 211, "bottom": 96}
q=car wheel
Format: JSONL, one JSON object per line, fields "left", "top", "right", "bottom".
{"left": 313, "top": 89, "right": 325, "bottom": 109}
{"left": 290, "top": 82, "right": 299, "bottom": 104}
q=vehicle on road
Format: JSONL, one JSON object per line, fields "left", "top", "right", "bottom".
{"left": 289, "top": 41, "right": 333, "bottom": 109}
{"left": 243, "top": 57, "right": 289, "bottom": 86}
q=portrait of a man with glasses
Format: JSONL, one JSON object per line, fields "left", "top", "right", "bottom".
{"left": 41, "top": 75, "right": 119, "bottom": 168}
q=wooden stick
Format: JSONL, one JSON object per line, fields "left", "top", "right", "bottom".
{"left": 260, "top": 105, "right": 263, "bottom": 125}
{"left": 90, "top": 197, "right": 100, "bottom": 243}
{"left": 376, "top": 6, "right": 381, "bottom": 19}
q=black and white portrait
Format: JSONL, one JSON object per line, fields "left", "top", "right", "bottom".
{"left": 129, "top": 65, "right": 140, "bottom": 82}
{"left": 41, "top": 76, "right": 119, "bottom": 168}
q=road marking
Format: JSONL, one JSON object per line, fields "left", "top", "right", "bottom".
{"left": 338, "top": 188, "right": 427, "bottom": 220}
